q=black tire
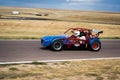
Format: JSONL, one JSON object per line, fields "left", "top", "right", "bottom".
{"left": 89, "top": 41, "right": 101, "bottom": 51}
{"left": 51, "top": 40, "right": 63, "bottom": 51}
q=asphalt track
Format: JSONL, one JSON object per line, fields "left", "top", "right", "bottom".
{"left": 0, "top": 39, "right": 120, "bottom": 62}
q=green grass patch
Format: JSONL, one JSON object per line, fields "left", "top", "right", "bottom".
{"left": 101, "top": 37, "right": 120, "bottom": 39}
{"left": 85, "top": 72, "right": 99, "bottom": 77}
{"left": 9, "top": 67, "right": 19, "bottom": 71}
{"left": 31, "top": 62, "right": 47, "bottom": 65}
{"left": 96, "top": 76, "right": 104, "bottom": 80}
{"left": 0, "top": 36, "right": 40, "bottom": 40}
{"left": 0, "top": 64, "right": 19, "bottom": 67}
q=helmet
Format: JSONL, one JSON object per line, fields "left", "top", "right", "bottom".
{"left": 74, "top": 30, "right": 80, "bottom": 37}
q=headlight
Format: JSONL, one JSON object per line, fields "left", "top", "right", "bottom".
{"left": 41, "top": 39, "right": 44, "bottom": 43}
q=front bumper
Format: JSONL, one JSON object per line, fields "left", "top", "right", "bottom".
{"left": 40, "top": 39, "right": 51, "bottom": 47}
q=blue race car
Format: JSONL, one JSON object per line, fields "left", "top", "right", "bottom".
{"left": 41, "top": 28, "right": 103, "bottom": 51}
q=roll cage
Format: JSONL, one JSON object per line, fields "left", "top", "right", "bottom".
{"left": 61, "top": 28, "right": 103, "bottom": 48}
{"left": 64, "top": 28, "right": 103, "bottom": 38}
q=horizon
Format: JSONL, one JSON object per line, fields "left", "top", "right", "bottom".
{"left": 0, "top": 0, "right": 120, "bottom": 12}
{"left": 1, "top": 6, "right": 120, "bottom": 13}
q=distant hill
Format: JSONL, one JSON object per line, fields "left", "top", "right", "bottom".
{"left": 0, "top": 6, "right": 120, "bottom": 25}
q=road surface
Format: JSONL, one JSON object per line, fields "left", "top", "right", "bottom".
{"left": 0, "top": 39, "right": 120, "bottom": 62}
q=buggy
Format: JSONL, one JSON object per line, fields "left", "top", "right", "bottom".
{"left": 41, "top": 28, "right": 103, "bottom": 51}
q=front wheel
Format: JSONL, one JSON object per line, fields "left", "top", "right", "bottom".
{"left": 89, "top": 41, "right": 101, "bottom": 51}
{"left": 51, "top": 40, "right": 63, "bottom": 51}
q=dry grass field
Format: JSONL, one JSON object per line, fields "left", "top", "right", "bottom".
{"left": 0, "top": 6, "right": 120, "bottom": 39}
{"left": 0, "top": 20, "right": 120, "bottom": 39}
{"left": 0, "top": 59, "right": 120, "bottom": 80}
{"left": 0, "top": 6, "right": 120, "bottom": 24}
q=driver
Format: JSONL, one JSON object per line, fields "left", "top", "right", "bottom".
{"left": 74, "top": 30, "right": 86, "bottom": 44}
{"left": 79, "top": 32, "right": 86, "bottom": 40}
{"left": 73, "top": 30, "right": 86, "bottom": 40}
{"left": 73, "top": 30, "right": 80, "bottom": 37}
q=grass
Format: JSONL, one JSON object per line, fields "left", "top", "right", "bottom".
{"left": 31, "top": 62, "right": 47, "bottom": 65}
{"left": 0, "top": 6, "right": 120, "bottom": 24}
{"left": 0, "top": 59, "right": 120, "bottom": 80}
{"left": 85, "top": 72, "right": 99, "bottom": 76}
{"left": 0, "top": 6, "right": 120, "bottom": 39}
{"left": 9, "top": 67, "right": 19, "bottom": 71}
{"left": 0, "top": 20, "right": 120, "bottom": 39}
{"left": 96, "top": 76, "right": 104, "bottom": 80}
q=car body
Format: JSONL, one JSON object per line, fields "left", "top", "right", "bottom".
{"left": 41, "top": 28, "right": 103, "bottom": 51}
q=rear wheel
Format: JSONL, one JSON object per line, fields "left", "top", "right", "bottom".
{"left": 90, "top": 41, "right": 101, "bottom": 51}
{"left": 51, "top": 40, "right": 63, "bottom": 51}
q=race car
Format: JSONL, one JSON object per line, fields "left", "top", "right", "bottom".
{"left": 41, "top": 28, "right": 103, "bottom": 51}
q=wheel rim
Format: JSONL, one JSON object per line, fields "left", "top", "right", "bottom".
{"left": 92, "top": 42, "right": 100, "bottom": 50}
{"left": 54, "top": 42, "right": 62, "bottom": 50}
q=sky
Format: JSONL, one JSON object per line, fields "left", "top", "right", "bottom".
{"left": 0, "top": 0, "right": 120, "bottom": 12}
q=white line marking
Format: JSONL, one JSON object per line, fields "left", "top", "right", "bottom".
{"left": 0, "top": 57, "right": 120, "bottom": 64}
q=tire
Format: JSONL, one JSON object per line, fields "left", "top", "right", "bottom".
{"left": 51, "top": 40, "right": 63, "bottom": 51}
{"left": 89, "top": 41, "right": 101, "bottom": 51}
